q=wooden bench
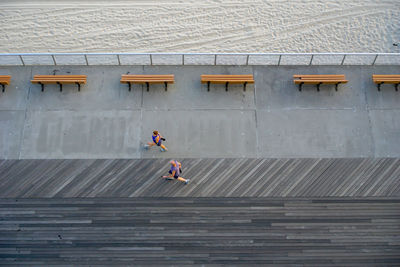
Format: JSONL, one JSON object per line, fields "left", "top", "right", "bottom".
{"left": 201, "top": 75, "right": 254, "bottom": 91}
{"left": 0, "top": 75, "right": 11, "bottom": 92}
{"left": 293, "top": 75, "right": 348, "bottom": 92}
{"left": 372, "top": 75, "right": 400, "bottom": 91}
{"left": 120, "top": 75, "right": 174, "bottom": 91}
{"left": 31, "top": 75, "right": 86, "bottom": 92}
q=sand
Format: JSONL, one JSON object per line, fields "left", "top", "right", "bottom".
{"left": 0, "top": 0, "right": 399, "bottom": 53}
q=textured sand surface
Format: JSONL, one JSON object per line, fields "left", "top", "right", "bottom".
{"left": 0, "top": 0, "right": 399, "bottom": 53}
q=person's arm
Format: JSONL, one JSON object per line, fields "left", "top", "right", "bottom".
{"left": 160, "top": 133, "right": 166, "bottom": 141}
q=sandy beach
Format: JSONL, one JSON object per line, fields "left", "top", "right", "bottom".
{"left": 0, "top": 0, "right": 399, "bottom": 53}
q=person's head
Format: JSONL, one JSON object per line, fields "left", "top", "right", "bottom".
{"left": 153, "top": 130, "right": 159, "bottom": 136}
{"left": 170, "top": 160, "right": 177, "bottom": 167}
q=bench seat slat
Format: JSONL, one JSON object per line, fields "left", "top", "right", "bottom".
{"left": 373, "top": 80, "right": 400, "bottom": 82}
{"left": 293, "top": 75, "right": 345, "bottom": 78}
{"left": 293, "top": 75, "right": 348, "bottom": 84}
{"left": 201, "top": 78, "right": 254, "bottom": 80}
{"left": 121, "top": 80, "right": 174, "bottom": 83}
{"left": 372, "top": 75, "right": 400, "bottom": 78}
{"left": 293, "top": 74, "right": 348, "bottom": 91}
{"left": 295, "top": 79, "right": 346, "bottom": 81}
{"left": 372, "top": 74, "right": 400, "bottom": 91}
{"left": 201, "top": 75, "right": 254, "bottom": 83}
{"left": 294, "top": 80, "right": 348, "bottom": 84}
{"left": 31, "top": 75, "right": 86, "bottom": 92}
{"left": 31, "top": 75, "right": 87, "bottom": 84}
{"left": 200, "top": 74, "right": 254, "bottom": 91}
{"left": 121, "top": 78, "right": 174, "bottom": 80}
{"left": 201, "top": 77, "right": 254, "bottom": 79}
{"left": 0, "top": 75, "right": 11, "bottom": 85}
{"left": 120, "top": 74, "right": 175, "bottom": 91}
{"left": 372, "top": 75, "right": 400, "bottom": 91}
{"left": 373, "top": 79, "right": 400, "bottom": 81}
{"left": 120, "top": 75, "right": 175, "bottom": 84}
{"left": 32, "top": 80, "right": 86, "bottom": 84}
{"left": 201, "top": 80, "right": 254, "bottom": 83}
{"left": 32, "top": 76, "right": 86, "bottom": 79}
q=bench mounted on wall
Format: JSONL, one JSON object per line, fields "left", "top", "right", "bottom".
{"left": 201, "top": 75, "right": 254, "bottom": 92}
{"left": 31, "top": 75, "right": 87, "bottom": 92}
{"left": 372, "top": 75, "right": 400, "bottom": 91}
{"left": 120, "top": 75, "right": 175, "bottom": 92}
{"left": 0, "top": 75, "right": 11, "bottom": 92}
{"left": 293, "top": 75, "right": 348, "bottom": 92}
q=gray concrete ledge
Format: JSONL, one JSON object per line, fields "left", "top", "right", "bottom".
{"left": 0, "top": 65, "right": 399, "bottom": 159}
{"left": 1, "top": 53, "right": 399, "bottom": 66}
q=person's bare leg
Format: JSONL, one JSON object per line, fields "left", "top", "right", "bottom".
{"left": 147, "top": 142, "right": 155, "bottom": 147}
{"left": 161, "top": 144, "right": 168, "bottom": 151}
{"left": 162, "top": 176, "right": 173, "bottom": 180}
{"left": 177, "top": 177, "right": 189, "bottom": 184}
{"left": 161, "top": 176, "right": 189, "bottom": 184}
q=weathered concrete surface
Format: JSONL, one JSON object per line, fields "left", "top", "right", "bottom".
{"left": 257, "top": 109, "right": 372, "bottom": 157}
{"left": 343, "top": 55, "right": 376, "bottom": 65}
{"left": 22, "top": 55, "right": 54, "bottom": 65}
{"left": 86, "top": 55, "right": 119, "bottom": 65}
{"left": 369, "top": 110, "right": 400, "bottom": 157}
{"left": 0, "top": 55, "right": 23, "bottom": 66}
{"left": 248, "top": 55, "right": 280, "bottom": 65}
{"left": 152, "top": 54, "right": 183, "bottom": 65}
{"left": 216, "top": 55, "right": 247, "bottom": 65}
{"left": 54, "top": 55, "right": 87, "bottom": 65}
{"left": 0, "top": 67, "right": 31, "bottom": 111}
{"left": 280, "top": 55, "right": 312, "bottom": 65}
{"left": 184, "top": 54, "right": 215, "bottom": 65}
{"left": 119, "top": 54, "right": 150, "bottom": 65}
{"left": 141, "top": 110, "right": 257, "bottom": 158}
{"left": 311, "top": 55, "right": 344, "bottom": 65}
{"left": 0, "top": 65, "right": 399, "bottom": 159}
{"left": 0, "top": 111, "right": 25, "bottom": 159}
{"left": 20, "top": 110, "right": 141, "bottom": 159}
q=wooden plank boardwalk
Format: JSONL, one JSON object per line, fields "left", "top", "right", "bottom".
{"left": 0, "top": 197, "right": 399, "bottom": 266}
{"left": 0, "top": 158, "right": 399, "bottom": 198}
{"left": 0, "top": 159, "right": 399, "bottom": 265}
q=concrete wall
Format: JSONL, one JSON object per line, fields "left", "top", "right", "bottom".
{"left": 0, "top": 65, "right": 399, "bottom": 159}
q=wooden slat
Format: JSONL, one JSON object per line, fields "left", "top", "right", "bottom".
{"left": 120, "top": 75, "right": 175, "bottom": 84}
{"left": 0, "top": 75, "right": 11, "bottom": 85}
{"left": 295, "top": 78, "right": 347, "bottom": 80}
{"left": 293, "top": 75, "right": 346, "bottom": 78}
{"left": 293, "top": 75, "right": 348, "bottom": 87}
{"left": 294, "top": 79, "right": 348, "bottom": 84}
{"left": 31, "top": 75, "right": 87, "bottom": 84}
{"left": 372, "top": 75, "right": 400, "bottom": 84}
{"left": 201, "top": 74, "right": 254, "bottom": 83}
{"left": 0, "top": 197, "right": 398, "bottom": 265}
{"left": 373, "top": 75, "right": 400, "bottom": 78}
